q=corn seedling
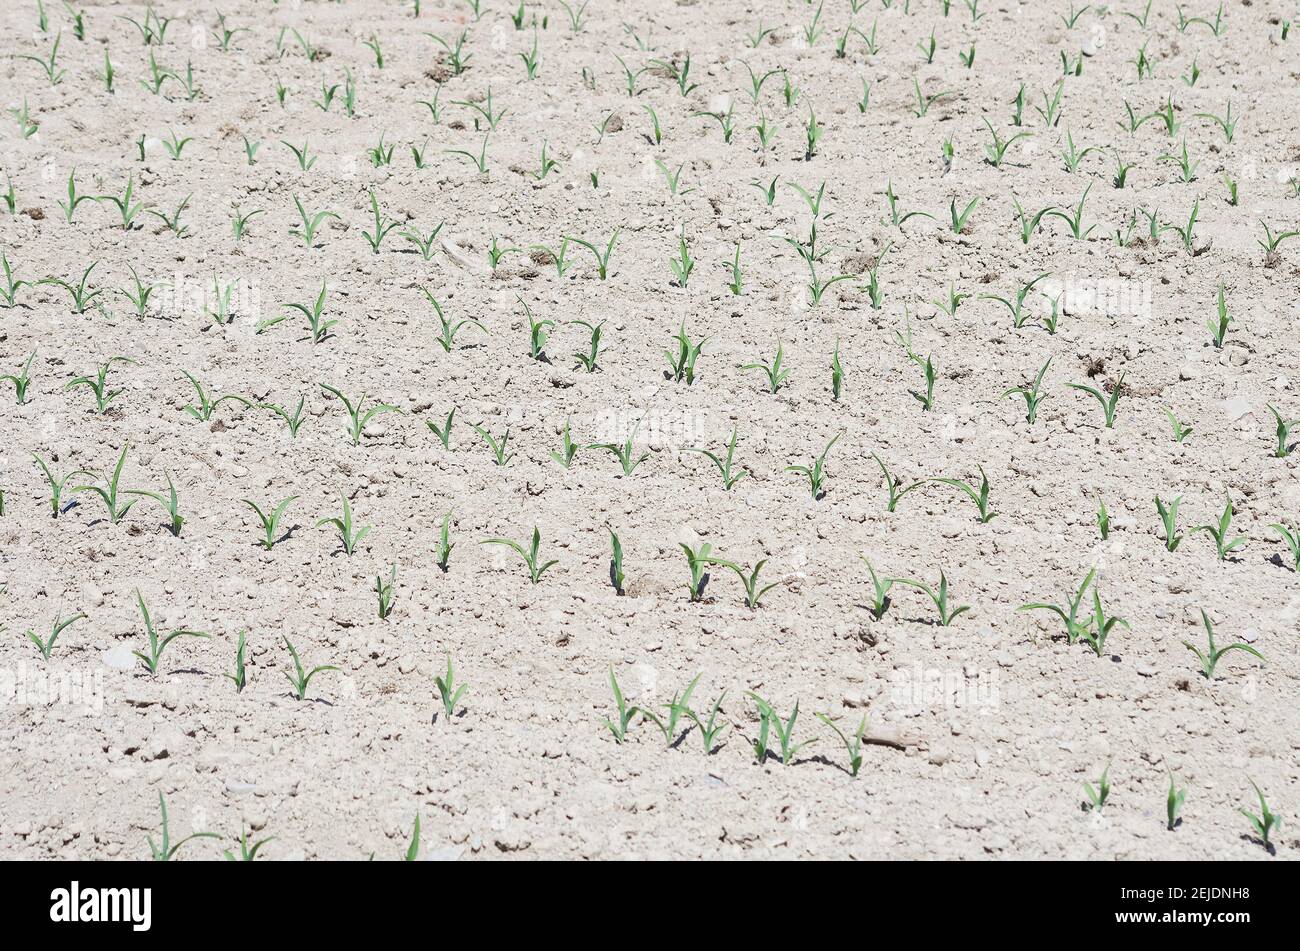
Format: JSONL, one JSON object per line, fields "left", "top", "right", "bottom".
{"left": 928, "top": 466, "right": 997, "bottom": 522}
{"left": 320, "top": 384, "right": 403, "bottom": 446}
{"left": 602, "top": 667, "right": 642, "bottom": 743}
{"left": 908, "top": 354, "right": 937, "bottom": 412}
{"left": 128, "top": 471, "right": 185, "bottom": 537}
{"left": 871, "top": 453, "right": 924, "bottom": 512}
{"left": 668, "top": 233, "right": 695, "bottom": 287}
{"left": 375, "top": 564, "right": 398, "bottom": 619}
{"left": 361, "top": 190, "right": 400, "bottom": 253}
{"left": 1003, "top": 358, "right": 1051, "bottom": 423}
{"left": 1268, "top": 405, "right": 1299, "bottom": 457}
{"left": 148, "top": 792, "right": 218, "bottom": 861}
{"left": 223, "top": 630, "right": 248, "bottom": 693}
{"left": 1, "top": 252, "right": 26, "bottom": 306}
{"left": 144, "top": 193, "right": 191, "bottom": 237}
{"left": 589, "top": 418, "right": 649, "bottom": 477}
{"left": 1165, "top": 408, "right": 1193, "bottom": 443}
{"left": 1184, "top": 609, "right": 1264, "bottom": 681}
{"left": 436, "top": 512, "right": 454, "bottom": 572}
{"left": 786, "top": 432, "right": 841, "bottom": 500}
{"left": 20, "top": 30, "right": 65, "bottom": 85}
{"left": 181, "top": 371, "right": 251, "bottom": 422}
{"left": 551, "top": 417, "right": 579, "bottom": 469}
{"left": 519, "top": 32, "right": 541, "bottom": 79}
{"left": 231, "top": 206, "right": 264, "bottom": 242}
{"left": 446, "top": 134, "right": 490, "bottom": 174}
{"left": 32, "top": 453, "right": 89, "bottom": 519}
{"left": 685, "top": 426, "right": 748, "bottom": 490}
{"left": 1084, "top": 761, "right": 1111, "bottom": 812}
{"left": 96, "top": 175, "right": 146, "bottom": 230}
{"left": 1163, "top": 771, "right": 1187, "bottom": 831}
{"left": 224, "top": 827, "right": 273, "bottom": 862}
{"left": 1269, "top": 522, "right": 1300, "bottom": 571}
{"left": 288, "top": 195, "right": 338, "bottom": 248}
{"left": 282, "top": 636, "right": 339, "bottom": 701}
{"left": 42, "top": 261, "right": 103, "bottom": 314}
{"left": 646, "top": 674, "right": 699, "bottom": 746}
{"left": 747, "top": 693, "right": 814, "bottom": 766}
{"left": 1156, "top": 495, "right": 1184, "bottom": 551}
{"left": 243, "top": 496, "right": 296, "bottom": 550}
{"left": 401, "top": 221, "right": 443, "bottom": 259}
{"left": 1194, "top": 496, "right": 1246, "bottom": 560}
{"left": 366, "top": 131, "right": 395, "bottom": 167}
{"left": 1163, "top": 200, "right": 1201, "bottom": 254}
{"left": 744, "top": 343, "right": 790, "bottom": 394}
{"left": 261, "top": 396, "right": 308, "bottom": 438}
{"left": 983, "top": 119, "right": 1031, "bottom": 168}
{"left": 133, "top": 590, "right": 209, "bottom": 674}
{"left": 911, "top": 79, "right": 953, "bottom": 118}
{"left": 513, "top": 295, "right": 553, "bottom": 360}
{"left": 1239, "top": 779, "right": 1281, "bottom": 852}
{"left": 664, "top": 322, "right": 707, "bottom": 384}
{"left": 1019, "top": 568, "right": 1096, "bottom": 644}
{"left": 567, "top": 318, "right": 604, "bottom": 372}
{"left": 469, "top": 421, "right": 513, "bottom": 466}
{"left": 726, "top": 244, "right": 744, "bottom": 296}
{"left": 931, "top": 284, "right": 969, "bottom": 318}
{"left": 25, "top": 611, "right": 85, "bottom": 661}
{"left": 1158, "top": 138, "right": 1199, "bottom": 183}
{"left": 1079, "top": 585, "right": 1130, "bottom": 657}
{"left": 688, "top": 691, "right": 728, "bottom": 753}
{"left": 161, "top": 127, "right": 193, "bottom": 160}
{"left": 1113, "top": 153, "right": 1135, "bottom": 189}
{"left": 817, "top": 713, "right": 869, "bottom": 777}
{"left": 316, "top": 496, "right": 371, "bottom": 555}
{"left": 434, "top": 655, "right": 467, "bottom": 722}
{"left": 73, "top": 444, "right": 139, "bottom": 524}
{"left": 283, "top": 139, "right": 317, "bottom": 172}
{"left": 861, "top": 557, "right": 895, "bottom": 620}
{"left": 830, "top": 340, "right": 845, "bottom": 399}
{"left": 1067, "top": 371, "right": 1124, "bottom": 428}
{"left": 567, "top": 230, "right": 618, "bottom": 280}
{"left": 425, "top": 407, "right": 456, "bottom": 450}
{"left": 895, "top": 570, "right": 970, "bottom": 625}
{"left": 8, "top": 97, "right": 37, "bottom": 140}
{"left": 1, "top": 349, "right": 37, "bottom": 404}
{"left": 1046, "top": 183, "right": 1096, "bottom": 240}
{"left": 65, "top": 357, "right": 136, "bottom": 414}
{"left": 482, "top": 528, "right": 557, "bottom": 583}
{"left": 706, "top": 556, "right": 779, "bottom": 608}
{"left": 949, "top": 197, "right": 979, "bottom": 233}
{"left": 679, "top": 542, "right": 713, "bottom": 601}
{"left": 983, "top": 273, "right": 1050, "bottom": 328}
{"left": 1207, "top": 283, "right": 1233, "bottom": 348}
{"left": 1013, "top": 198, "right": 1055, "bottom": 245}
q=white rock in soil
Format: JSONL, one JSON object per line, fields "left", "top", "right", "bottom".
{"left": 101, "top": 644, "right": 135, "bottom": 670}
{"left": 1221, "top": 395, "right": 1252, "bottom": 421}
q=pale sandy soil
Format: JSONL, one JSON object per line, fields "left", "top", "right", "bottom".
{"left": 1, "top": 0, "right": 1298, "bottom": 859}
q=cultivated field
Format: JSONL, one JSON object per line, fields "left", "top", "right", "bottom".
{"left": 0, "top": 0, "right": 1297, "bottom": 860}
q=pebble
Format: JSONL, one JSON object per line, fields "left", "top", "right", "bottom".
{"left": 101, "top": 645, "right": 135, "bottom": 670}
{"left": 1221, "top": 395, "right": 1252, "bottom": 421}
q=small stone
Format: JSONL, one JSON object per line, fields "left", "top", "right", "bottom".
{"left": 1221, "top": 395, "right": 1251, "bottom": 421}
{"left": 102, "top": 645, "right": 135, "bottom": 670}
